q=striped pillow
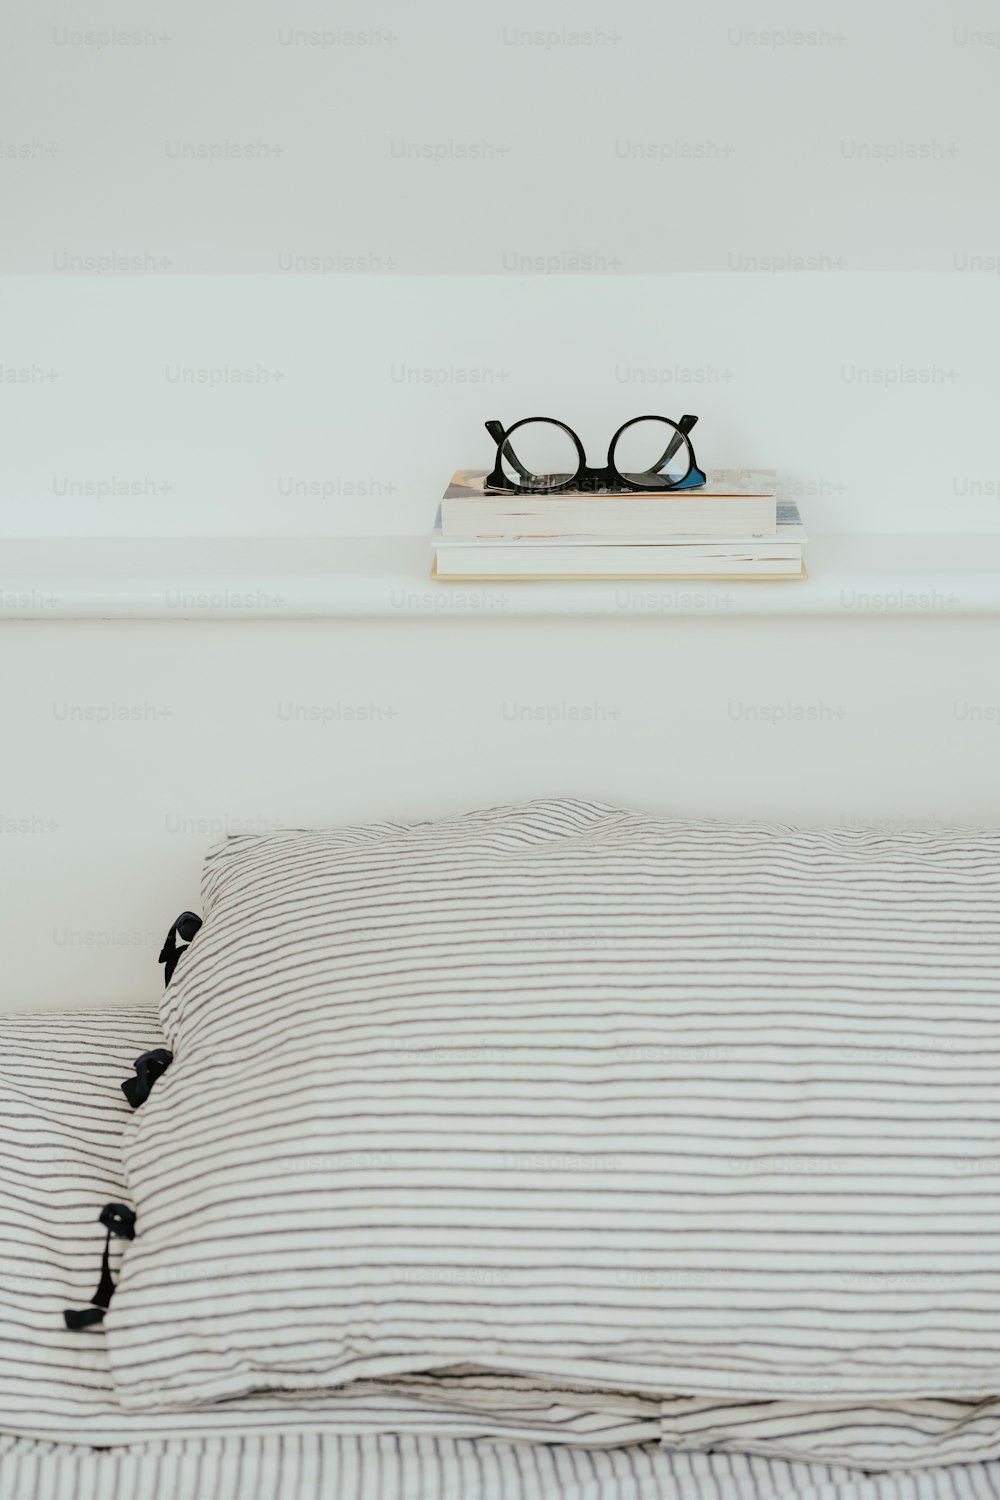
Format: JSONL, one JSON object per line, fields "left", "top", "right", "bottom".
{"left": 0, "top": 1008, "right": 163, "bottom": 1433}
{"left": 106, "top": 799, "right": 1000, "bottom": 1415}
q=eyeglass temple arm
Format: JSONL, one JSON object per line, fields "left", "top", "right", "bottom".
{"left": 485, "top": 420, "right": 534, "bottom": 481}
{"left": 651, "top": 414, "right": 699, "bottom": 474}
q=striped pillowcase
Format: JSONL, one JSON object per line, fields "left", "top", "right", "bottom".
{"left": 0, "top": 1008, "right": 164, "bottom": 1433}
{"left": 106, "top": 798, "right": 1000, "bottom": 1415}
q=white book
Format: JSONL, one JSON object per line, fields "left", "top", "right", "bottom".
{"left": 433, "top": 545, "right": 803, "bottom": 579}
{"left": 441, "top": 469, "right": 778, "bottom": 539}
{"left": 432, "top": 502, "right": 806, "bottom": 579}
{"left": 434, "top": 503, "right": 807, "bottom": 550}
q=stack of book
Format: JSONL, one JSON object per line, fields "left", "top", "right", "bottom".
{"left": 432, "top": 470, "right": 806, "bottom": 581}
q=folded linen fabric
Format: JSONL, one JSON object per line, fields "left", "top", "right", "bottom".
{"left": 103, "top": 799, "right": 1000, "bottom": 1445}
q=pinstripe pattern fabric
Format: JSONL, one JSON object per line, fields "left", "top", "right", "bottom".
{"left": 3, "top": 1010, "right": 1000, "bottom": 1498}
{"left": 4, "top": 1434, "right": 1000, "bottom": 1500}
{"left": 100, "top": 798, "right": 1000, "bottom": 1453}
{"left": 0, "top": 1008, "right": 162, "bottom": 1433}
{"left": 0, "top": 1007, "right": 662, "bottom": 1449}
{"left": 7, "top": 1016, "right": 997, "bottom": 1473}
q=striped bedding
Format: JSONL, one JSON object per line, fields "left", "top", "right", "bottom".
{"left": 6, "top": 1012, "right": 986, "bottom": 1500}
{"left": 7, "top": 1435, "right": 1000, "bottom": 1500}
{"left": 97, "top": 799, "right": 1000, "bottom": 1460}
{"left": 0, "top": 1011, "right": 665, "bottom": 1450}
{"left": 3, "top": 799, "right": 1000, "bottom": 1498}
{"left": 1, "top": 1035, "right": 999, "bottom": 1500}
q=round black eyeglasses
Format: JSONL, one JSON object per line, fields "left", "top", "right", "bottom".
{"left": 484, "top": 414, "right": 706, "bottom": 494}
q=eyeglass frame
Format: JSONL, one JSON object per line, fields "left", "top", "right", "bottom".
{"left": 484, "top": 414, "right": 706, "bottom": 494}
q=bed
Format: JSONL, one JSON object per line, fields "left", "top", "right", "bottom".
{"left": 3, "top": 799, "right": 1000, "bottom": 1500}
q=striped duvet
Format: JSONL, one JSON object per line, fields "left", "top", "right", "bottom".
{"left": 3, "top": 797, "right": 1000, "bottom": 1497}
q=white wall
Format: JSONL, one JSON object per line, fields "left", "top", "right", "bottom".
{"left": 2, "top": 0, "right": 998, "bottom": 274}
{"left": 1, "top": 273, "right": 999, "bottom": 539}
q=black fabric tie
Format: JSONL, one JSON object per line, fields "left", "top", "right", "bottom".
{"left": 157, "top": 910, "right": 202, "bottom": 987}
{"left": 121, "top": 1048, "right": 174, "bottom": 1109}
{"left": 63, "top": 1203, "right": 136, "bottom": 1331}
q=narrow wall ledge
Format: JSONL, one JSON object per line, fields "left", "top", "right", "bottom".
{"left": 1, "top": 535, "right": 999, "bottom": 620}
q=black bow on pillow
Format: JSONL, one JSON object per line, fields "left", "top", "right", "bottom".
{"left": 121, "top": 1048, "right": 174, "bottom": 1109}
{"left": 63, "top": 1202, "right": 136, "bottom": 1330}
{"left": 157, "top": 910, "right": 202, "bottom": 987}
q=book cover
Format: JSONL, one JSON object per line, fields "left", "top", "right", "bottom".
{"left": 444, "top": 468, "right": 778, "bottom": 501}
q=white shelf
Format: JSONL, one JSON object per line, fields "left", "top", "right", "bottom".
{"left": 2, "top": 535, "right": 1000, "bottom": 619}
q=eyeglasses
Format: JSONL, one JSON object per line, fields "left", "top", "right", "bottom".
{"left": 484, "top": 414, "right": 706, "bottom": 494}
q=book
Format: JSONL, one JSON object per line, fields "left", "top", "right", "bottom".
{"left": 478, "top": 468, "right": 777, "bottom": 498}
{"left": 433, "top": 545, "right": 803, "bottom": 578}
{"left": 467, "top": 468, "right": 777, "bottom": 499}
{"left": 431, "top": 559, "right": 808, "bottom": 583}
{"left": 432, "top": 503, "right": 806, "bottom": 579}
{"left": 441, "top": 469, "right": 778, "bottom": 540}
